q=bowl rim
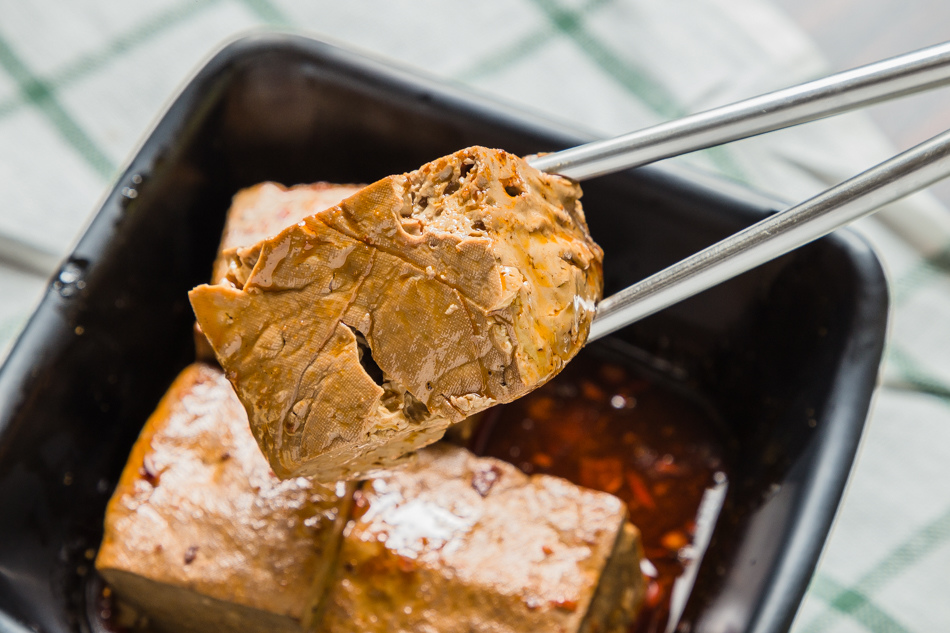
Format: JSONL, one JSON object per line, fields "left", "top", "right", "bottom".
{"left": 0, "top": 31, "right": 889, "bottom": 633}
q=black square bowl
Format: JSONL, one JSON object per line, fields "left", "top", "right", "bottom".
{"left": 0, "top": 33, "right": 887, "bottom": 633}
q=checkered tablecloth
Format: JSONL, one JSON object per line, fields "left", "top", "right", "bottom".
{"left": 1, "top": 1, "right": 948, "bottom": 631}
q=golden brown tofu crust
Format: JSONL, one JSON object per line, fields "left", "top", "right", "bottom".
{"left": 95, "top": 363, "right": 352, "bottom": 633}
{"left": 319, "top": 444, "right": 643, "bottom": 633}
{"left": 196, "top": 182, "right": 363, "bottom": 361}
{"left": 190, "top": 146, "right": 603, "bottom": 481}
{"left": 211, "top": 181, "right": 364, "bottom": 284}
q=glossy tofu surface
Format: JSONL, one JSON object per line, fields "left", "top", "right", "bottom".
{"left": 211, "top": 181, "right": 363, "bottom": 283}
{"left": 191, "top": 146, "right": 603, "bottom": 481}
{"left": 320, "top": 443, "right": 644, "bottom": 633}
{"left": 95, "top": 363, "right": 353, "bottom": 633}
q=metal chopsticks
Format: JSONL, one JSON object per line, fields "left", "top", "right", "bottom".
{"left": 586, "top": 125, "right": 950, "bottom": 341}
{"left": 521, "top": 41, "right": 950, "bottom": 339}
{"left": 527, "top": 41, "right": 950, "bottom": 180}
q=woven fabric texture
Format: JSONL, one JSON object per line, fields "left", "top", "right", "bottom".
{"left": 0, "top": 1, "right": 948, "bottom": 631}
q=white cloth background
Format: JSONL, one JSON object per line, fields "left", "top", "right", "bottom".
{"left": 0, "top": 1, "right": 948, "bottom": 631}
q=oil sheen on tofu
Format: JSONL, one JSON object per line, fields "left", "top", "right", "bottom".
{"left": 190, "top": 146, "right": 604, "bottom": 482}
{"left": 320, "top": 444, "right": 644, "bottom": 633}
{"left": 95, "top": 363, "right": 353, "bottom": 633}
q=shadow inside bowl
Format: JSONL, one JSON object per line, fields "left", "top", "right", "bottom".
{"left": 0, "top": 33, "right": 887, "bottom": 633}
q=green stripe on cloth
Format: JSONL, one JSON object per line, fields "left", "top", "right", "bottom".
{"left": 803, "top": 575, "right": 911, "bottom": 633}
{"left": 801, "top": 504, "right": 950, "bottom": 632}
{"left": 0, "top": 0, "right": 257, "bottom": 123}
{"left": 886, "top": 240, "right": 950, "bottom": 400}
{"left": 0, "top": 34, "right": 114, "bottom": 178}
{"left": 235, "top": 0, "right": 290, "bottom": 24}
{"left": 883, "top": 240, "right": 950, "bottom": 400}
{"left": 530, "top": 0, "right": 679, "bottom": 118}
{"left": 460, "top": 0, "right": 614, "bottom": 81}
{"left": 0, "top": 314, "right": 26, "bottom": 344}
{"left": 525, "top": 0, "right": 747, "bottom": 182}
{"left": 891, "top": 243, "right": 950, "bottom": 305}
{"left": 886, "top": 345, "right": 950, "bottom": 404}
{"left": 45, "top": 0, "right": 224, "bottom": 99}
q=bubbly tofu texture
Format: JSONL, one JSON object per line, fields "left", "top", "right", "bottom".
{"left": 195, "top": 182, "right": 362, "bottom": 360}
{"left": 211, "top": 181, "right": 364, "bottom": 284}
{"left": 95, "top": 363, "right": 353, "bottom": 633}
{"left": 190, "top": 146, "right": 603, "bottom": 481}
{"left": 319, "top": 444, "right": 645, "bottom": 633}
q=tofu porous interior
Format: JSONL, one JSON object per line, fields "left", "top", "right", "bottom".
{"left": 97, "top": 155, "right": 644, "bottom": 632}
{"left": 190, "top": 146, "right": 603, "bottom": 482}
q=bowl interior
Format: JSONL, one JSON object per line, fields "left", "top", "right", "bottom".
{"left": 0, "top": 34, "right": 887, "bottom": 633}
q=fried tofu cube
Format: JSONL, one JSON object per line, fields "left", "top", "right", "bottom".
{"left": 95, "top": 363, "right": 353, "bottom": 633}
{"left": 211, "top": 181, "right": 364, "bottom": 284}
{"left": 190, "top": 147, "right": 603, "bottom": 481}
{"left": 195, "top": 182, "right": 363, "bottom": 360}
{"left": 320, "top": 444, "right": 644, "bottom": 633}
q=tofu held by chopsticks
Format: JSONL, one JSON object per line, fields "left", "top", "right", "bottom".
{"left": 95, "top": 367, "right": 643, "bottom": 633}
{"left": 190, "top": 146, "right": 604, "bottom": 481}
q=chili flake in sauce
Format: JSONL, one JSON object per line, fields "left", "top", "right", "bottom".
{"left": 472, "top": 352, "right": 728, "bottom": 633}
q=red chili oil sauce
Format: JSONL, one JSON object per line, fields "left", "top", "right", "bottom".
{"left": 472, "top": 352, "right": 728, "bottom": 633}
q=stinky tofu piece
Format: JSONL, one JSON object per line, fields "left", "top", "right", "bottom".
{"left": 211, "top": 181, "right": 363, "bottom": 283}
{"left": 196, "top": 182, "right": 363, "bottom": 360}
{"left": 190, "top": 146, "right": 603, "bottom": 481}
{"left": 95, "top": 363, "right": 353, "bottom": 633}
{"left": 319, "top": 444, "right": 645, "bottom": 633}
